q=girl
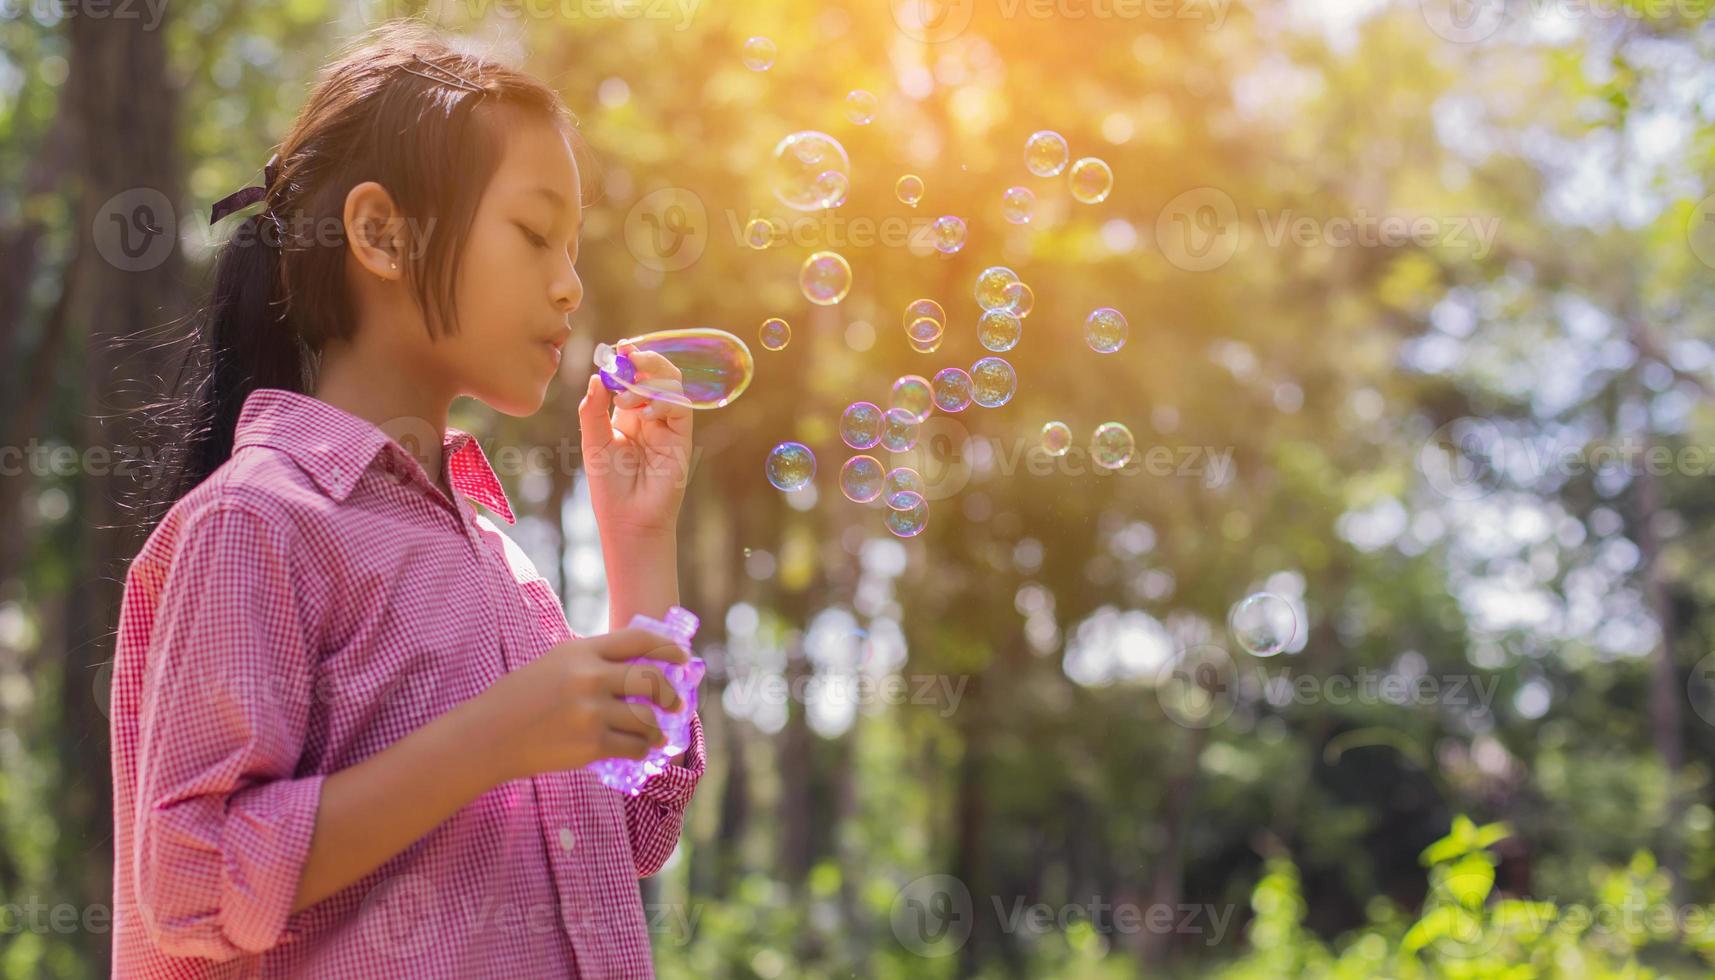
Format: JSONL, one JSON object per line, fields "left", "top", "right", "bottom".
{"left": 110, "top": 25, "right": 701, "bottom": 978}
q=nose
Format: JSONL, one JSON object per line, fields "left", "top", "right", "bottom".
{"left": 552, "top": 257, "right": 583, "bottom": 315}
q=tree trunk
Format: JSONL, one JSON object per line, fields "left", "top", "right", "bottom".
{"left": 62, "top": 8, "right": 186, "bottom": 974}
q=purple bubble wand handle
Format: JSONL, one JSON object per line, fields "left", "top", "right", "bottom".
{"left": 584, "top": 606, "right": 706, "bottom": 796}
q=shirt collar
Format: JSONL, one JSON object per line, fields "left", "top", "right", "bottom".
{"left": 231, "top": 388, "right": 517, "bottom": 525}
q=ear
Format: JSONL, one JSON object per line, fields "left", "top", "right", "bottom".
{"left": 343, "top": 181, "right": 408, "bottom": 282}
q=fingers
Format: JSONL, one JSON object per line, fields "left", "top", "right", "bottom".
{"left": 603, "top": 699, "right": 667, "bottom": 745}
{"left": 612, "top": 661, "right": 685, "bottom": 712}
{"left": 577, "top": 374, "right": 615, "bottom": 454}
{"left": 590, "top": 627, "right": 690, "bottom": 664}
{"left": 598, "top": 728, "right": 655, "bottom": 761}
{"left": 625, "top": 349, "right": 682, "bottom": 384}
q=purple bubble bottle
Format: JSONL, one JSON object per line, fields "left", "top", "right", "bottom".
{"left": 585, "top": 606, "right": 706, "bottom": 795}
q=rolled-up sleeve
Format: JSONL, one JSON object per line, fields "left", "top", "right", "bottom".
{"left": 132, "top": 502, "right": 325, "bottom": 961}
{"left": 624, "top": 711, "right": 705, "bottom": 878}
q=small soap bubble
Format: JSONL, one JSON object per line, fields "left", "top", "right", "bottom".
{"left": 800, "top": 250, "right": 853, "bottom": 305}
{"left": 890, "top": 375, "right": 933, "bottom": 423}
{"left": 974, "top": 266, "right": 1020, "bottom": 311}
{"left": 896, "top": 174, "right": 925, "bottom": 207}
{"left": 759, "top": 317, "right": 790, "bottom": 351}
{"left": 932, "top": 367, "right": 973, "bottom": 413}
{"left": 903, "top": 298, "right": 946, "bottom": 331}
{"left": 885, "top": 493, "right": 929, "bottom": 537}
{"left": 1085, "top": 307, "right": 1127, "bottom": 353}
{"left": 1024, "top": 130, "right": 1070, "bottom": 177}
{"left": 1003, "top": 281, "right": 1035, "bottom": 318}
{"left": 766, "top": 441, "right": 815, "bottom": 491}
{"left": 881, "top": 407, "right": 921, "bottom": 452}
{"left": 1091, "top": 421, "right": 1135, "bottom": 469}
{"left": 883, "top": 467, "right": 926, "bottom": 509}
{"left": 931, "top": 215, "right": 967, "bottom": 254}
{"left": 977, "top": 310, "right": 1022, "bottom": 353}
{"left": 773, "top": 131, "right": 851, "bottom": 212}
{"left": 1229, "top": 592, "right": 1296, "bottom": 657}
{"left": 970, "top": 356, "right": 1017, "bottom": 408}
{"left": 840, "top": 455, "right": 885, "bottom": 503}
{"left": 907, "top": 316, "right": 944, "bottom": 345}
{"left": 744, "top": 217, "right": 776, "bottom": 249}
{"left": 1001, "top": 186, "right": 1035, "bottom": 224}
{"left": 845, "top": 89, "right": 878, "bottom": 125}
{"left": 742, "top": 36, "right": 776, "bottom": 71}
{"left": 1069, "top": 157, "right": 1114, "bottom": 204}
{"left": 841, "top": 401, "right": 884, "bottom": 450}
{"left": 1040, "top": 421, "right": 1072, "bottom": 456}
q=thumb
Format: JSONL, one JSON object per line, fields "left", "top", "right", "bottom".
{"left": 578, "top": 373, "right": 615, "bottom": 454}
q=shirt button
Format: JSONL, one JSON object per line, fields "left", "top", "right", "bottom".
{"left": 558, "top": 826, "right": 576, "bottom": 851}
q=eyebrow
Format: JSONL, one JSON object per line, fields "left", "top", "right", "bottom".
{"left": 526, "top": 185, "right": 582, "bottom": 233}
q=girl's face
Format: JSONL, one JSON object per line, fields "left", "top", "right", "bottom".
{"left": 437, "top": 111, "right": 584, "bottom": 416}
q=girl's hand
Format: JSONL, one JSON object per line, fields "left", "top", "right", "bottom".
{"left": 577, "top": 347, "right": 694, "bottom": 538}
{"left": 473, "top": 628, "right": 690, "bottom": 782}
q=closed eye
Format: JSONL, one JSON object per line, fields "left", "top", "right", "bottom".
{"left": 517, "top": 223, "right": 549, "bottom": 249}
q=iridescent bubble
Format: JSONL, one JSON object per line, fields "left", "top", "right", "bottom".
{"left": 814, "top": 170, "right": 850, "bottom": 209}
{"left": 840, "top": 455, "right": 885, "bottom": 503}
{"left": 742, "top": 36, "right": 776, "bottom": 71}
{"left": 974, "top": 266, "right": 1020, "bottom": 312}
{"left": 907, "top": 316, "right": 944, "bottom": 345}
{"left": 1085, "top": 307, "right": 1127, "bottom": 353}
{"left": 884, "top": 492, "right": 929, "bottom": 537}
{"left": 845, "top": 89, "right": 878, "bottom": 125}
{"left": 1068, "top": 157, "right": 1114, "bottom": 204}
{"left": 904, "top": 298, "right": 946, "bottom": 331}
{"left": 1001, "top": 186, "right": 1035, "bottom": 224}
{"left": 1024, "top": 130, "right": 1069, "bottom": 177}
{"left": 1091, "top": 421, "right": 1135, "bottom": 469}
{"left": 970, "top": 356, "right": 1017, "bottom": 408}
{"left": 773, "top": 131, "right": 851, "bottom": 212}
{"left": 1040, "top": 421, "right": 1072, "bottom": 456}
{"left": 977, "top": 310, "right": 1022, "bottom": 353}
{"left": 932, "top": 367, "right": 973, "bottom": 413}
{"left": 766, "top": 441, "right": 815, "bottom": 491}
{"left": 595, "top": 328, "right": 755, "bottom": 409}
{"left": 896, "top": 174, "right": 925, "bottom": 208}
{"left": 841, "top": 401, "right": 883, "bottom": 450}
{"left": 881, "top": 407, "right": 920, "bottom": 453}
{"left": 931, "top": 215, "right": 967, "bottom": 254}
{"left": 743, "top": 217, "right": 776, "bottom": 249}
{"left": 759, "top": 317, "right": 790, "bottom": 352}
{"left": 908, "top": 333, "right": 944, "bottom": 354}
{"left": 1003, "top": 281, "right": 1035, "bottom": 318}
{"left": 800, "top": 250, "right": 852, "bottom": 305}
{"left": 1229, "top": 592, "right": 1297, "bottom": 657}
{"left": 890, "top": 375, "right": 933, "bottom": 423}
{"left": 883, "top": 467, "right": 926, "bottom": 509}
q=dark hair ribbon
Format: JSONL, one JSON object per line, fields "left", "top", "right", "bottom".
{"left": 209, "top": 154, "right": 281, "bottom": 226}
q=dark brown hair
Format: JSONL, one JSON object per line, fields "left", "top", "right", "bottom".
{"left": 146, "top": 24, "right": 577, "bottom": 521}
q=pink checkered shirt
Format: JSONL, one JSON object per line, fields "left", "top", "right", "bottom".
{"left": 109, "top": 388, "right": 703, "bottom": 978}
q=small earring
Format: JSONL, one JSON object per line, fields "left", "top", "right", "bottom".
{"left": 390, "top": 261, "right": 398, "bottom": 271}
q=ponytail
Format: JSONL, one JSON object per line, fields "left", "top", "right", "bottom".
{"left": 141, "top": 211, "right": 309, "bottom": 526}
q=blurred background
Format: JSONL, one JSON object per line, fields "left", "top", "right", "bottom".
{"left": 6, "top": 0, "right": 1715, "bottom": 975}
